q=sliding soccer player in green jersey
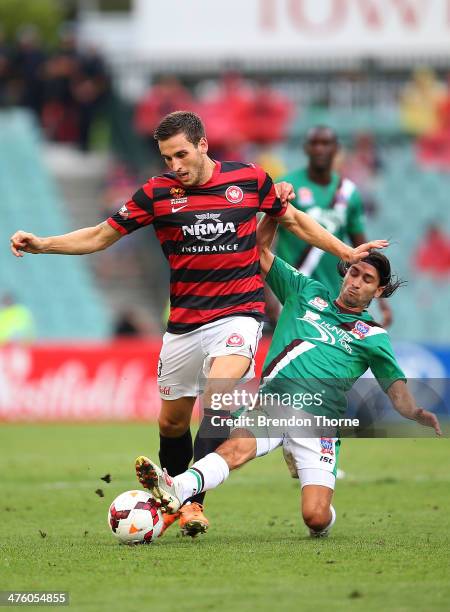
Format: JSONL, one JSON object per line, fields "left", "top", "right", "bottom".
{"left": 135, "top": 216, "right": 441, "bottom": 538}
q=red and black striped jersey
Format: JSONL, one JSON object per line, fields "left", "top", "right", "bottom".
{"left": 107, "top": 160, "right": 287, "bottom": 334}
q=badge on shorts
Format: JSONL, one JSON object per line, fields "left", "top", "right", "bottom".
{"left": 320, "top": 437, "right": 334, "bottom": 455}
{"left": 226, "top": 333, "right": 244, "bottom": 347}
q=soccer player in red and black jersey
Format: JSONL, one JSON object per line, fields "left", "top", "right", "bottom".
{"left": 10, "top": 111, "right": 387, "bottom": 537}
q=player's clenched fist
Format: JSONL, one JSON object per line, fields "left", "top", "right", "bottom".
{"left": 10, "top": 231, "right": 44, "bottom": 257}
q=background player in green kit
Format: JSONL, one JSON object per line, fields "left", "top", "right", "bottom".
{"left": 135, "top": 215, "right": 441, "bottom": 538}
{"left": 269, "top": 125, "right": 392, "bottom": 328}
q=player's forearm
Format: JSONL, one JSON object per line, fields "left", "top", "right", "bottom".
{"left": 388, "top": 380, "right": 441, "bottom": 435}
{"left": 281, "top": 207, "right": 352, "bottom": 260}
{"left": 41, "top": 223, "right": 119, "bottom": 255}
{"left": 257, "top": 214, "right": 278, "bottom": 251}
{"left": 256, "top": 215, "right": 277, "bottom": 275}
{"left": 387, "top": 380, "right": 419, "bottom": 420}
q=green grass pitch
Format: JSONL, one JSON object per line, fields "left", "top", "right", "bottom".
{"left": 1, "top": 424, "right": 449, "bottom": 611}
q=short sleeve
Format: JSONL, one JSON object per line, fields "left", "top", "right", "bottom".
{"left": 254, "top": 165, "right": 287, "bottom": 218}
{"left": 346, "top": 189, "right": 366, "bottom": 236}
{"left": 107, "top": 182, "right": 154, "bottom": 235}
{"left": 368, "top": 339, "right": 406, "bottom": 392}
{"left": 266, "top": 256, "right": 310, "bottom": 305}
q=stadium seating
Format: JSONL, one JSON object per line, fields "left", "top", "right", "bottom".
{"left": 0, "top": 109, "right": 111, "bottom": 339}
{"left": 367, "top": 145, "right": 450, "bottom": 343}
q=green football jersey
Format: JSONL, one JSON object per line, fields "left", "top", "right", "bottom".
{"left": 262, "top": 257, "right": 405, "bottom": 419}
{"left": 275, "top": 168, "right": 365, "bottom": 298}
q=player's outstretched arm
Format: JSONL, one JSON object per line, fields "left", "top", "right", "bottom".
{"left": 10, "top": 222, "right": 122, "bottom": 258}
{"left": 278, "top": 204, "right": 388, "bottom": 262}
{"left": 387, "top": 380, "right": 442, "bottom": 436}
{"left": 256, "top": 214, "right": 278, "bottom": 275}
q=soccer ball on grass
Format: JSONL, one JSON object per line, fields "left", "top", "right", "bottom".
{"left": 108, "top": 490, "right": 163, "bottom": 544}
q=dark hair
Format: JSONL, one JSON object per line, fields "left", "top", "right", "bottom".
{"left": 305, "top": 125, "right": 339, "bottom": 145}
{"left": 337, "top": 251, "right": 406, "bottom": 298}
{"left": 154, "top": 111, "right": 205, "bottom": 145}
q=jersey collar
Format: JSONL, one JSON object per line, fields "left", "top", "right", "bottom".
{"left": 333, "top": 299, "right": 366, "bottom": 316}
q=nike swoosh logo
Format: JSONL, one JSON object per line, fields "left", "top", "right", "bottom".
{"left": 171, "top": 204, "right": 188, "bottom": 213}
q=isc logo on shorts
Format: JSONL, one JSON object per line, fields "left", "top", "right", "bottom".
{"left": 226, "top": 333, "right": 244, "bottom": 347}
{"left": 159, "top": 385, "right": 171, "bottom": 396}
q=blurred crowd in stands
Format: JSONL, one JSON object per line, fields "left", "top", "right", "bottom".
{"left": 414, "top": 224, "right": 450, "bottom": 279}
{"left": 0, "top": 24, "right": 110, "bottom": 151}
{"left": 134, "top": 72, "right": 294, "bottom": 173}
{"left": 400, "top": 67, "right": 450, "bottom": 170}
{"left": 3, "top": 20, "right": 450, "bottom": 174}
{"left": 4, "top": 22, "right": 450, "bottom": 177}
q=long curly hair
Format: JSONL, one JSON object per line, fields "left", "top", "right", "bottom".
{"left": 337, "top": 251, "right": 406, "bottom": 298}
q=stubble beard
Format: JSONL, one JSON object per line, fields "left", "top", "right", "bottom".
{"left": 340, "top": 289, "right": 366, "bottom": 310}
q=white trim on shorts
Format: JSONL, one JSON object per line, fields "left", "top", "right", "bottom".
{"left": 298, "top": 468, "right": 336, "bottom": 490}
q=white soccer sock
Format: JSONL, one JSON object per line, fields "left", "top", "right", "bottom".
{"left": 174, "top": 453, "right": 230, "bottom": 504}
{"left": 327, "top": 504, "right": 336, "bottom": 530}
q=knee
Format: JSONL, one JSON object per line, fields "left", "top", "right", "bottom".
{"left": 302, "top": 505, "right": 331, "bottom": 532}
{"left": 158, "top": 415, "right": 189, "bottom": 438}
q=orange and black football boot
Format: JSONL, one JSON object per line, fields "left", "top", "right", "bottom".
{"left": 179, "top": 502, "right": 209, "bottom": 537}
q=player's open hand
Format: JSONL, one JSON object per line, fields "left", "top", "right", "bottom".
{"left": 274, "top": 181, "right": 295, "bottom": 204}
{"left": 10, "top": 231, "right": 44, "bottom": 257}
{"left": 346, "top": 239, "right": 389, "bottom": 263}
{"left": 414, "top": 408, "right": 442, "bottom": 436}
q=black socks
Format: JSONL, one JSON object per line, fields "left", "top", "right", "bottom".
{"left": 159, "top": 428, "right": 193, "bottom": 477}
